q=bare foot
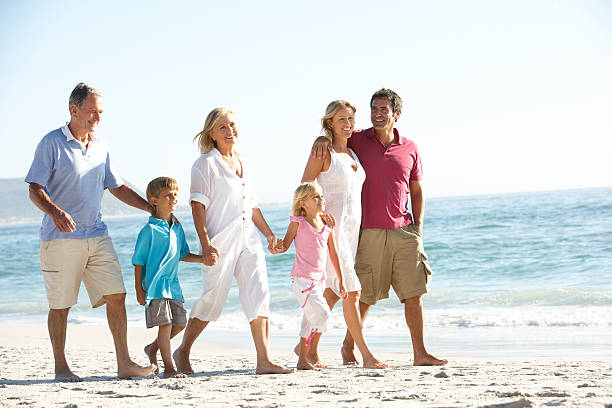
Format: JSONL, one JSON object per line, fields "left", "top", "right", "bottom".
{"left": 55, "top": 369, "right": 82, "bottom": 382}
{"left": 144, "top": 344, "right": 160, "bottom": 374}
{"left": 341, "top": 346, "right": 359, "bottom": 366}
{"left": 309, "top": 358, "right": 328, "bottom": 369}
{"left": 413, "top": 353, "right": 448, "bottom": 366}
{"left": 363, "top": 356, "right": 388, "bottom": 369}
{"left": 297, "top": 359, "right": 320, "bottom": 371}
{"left": 255, "top": 360, "right": 294, "bottom": 375}
{"left": 173, "top": 348, "right": 194, "bottom": 375}
{"left": 117, "top": 361, "right": 157, "bottom": 379}
{"left": 163, "top": 370, "right": 188, "bottom": 379}
{"left": 293, "top": 343, "right": 327, "bottom": 368}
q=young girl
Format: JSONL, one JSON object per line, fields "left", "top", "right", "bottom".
{"left": 277, "top": 182, "right": 347, "bottom": 370}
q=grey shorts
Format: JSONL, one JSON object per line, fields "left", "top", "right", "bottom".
{"left": 145, "top": 298, "right": 187, "bottom": 328}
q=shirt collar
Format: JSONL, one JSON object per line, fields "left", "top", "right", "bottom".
{"left": 149, "top": 216, "right": 172, "bottom": 228}
{"left": 366, "top": 127, "right": 406, "bottom": 145}
{"left": 61, "top": 124, "right": 96, "bottom": 145}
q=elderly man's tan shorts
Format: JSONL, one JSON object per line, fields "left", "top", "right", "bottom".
{"left": 40, "top": 236, "right": 126, "bottom": 309}
{"left": 355, "top": 224, "right": 433, "bottom": 305}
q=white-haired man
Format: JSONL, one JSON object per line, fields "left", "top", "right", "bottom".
{"left": 26, "top": 83, "right": 156, "bottom": 381}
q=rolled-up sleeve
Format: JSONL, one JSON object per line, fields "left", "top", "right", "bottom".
{"left": 25, "top": 137, "right": 54, "bottom": 187}
{"left": 190, "top": 162, "right": 212, "bottom": 208}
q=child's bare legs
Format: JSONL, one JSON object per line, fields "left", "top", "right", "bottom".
{"left": 294, "top": 288, "right": 339, "bottom": 367}
{"left": 297, "top": 337, "right": 319, "bottom": 371}
{"left": 342, "top": 292, "right": 387, "bottom": 369}
{"left": 156, "top": 324, "right": 187, "bottom": 378}
{"left": 145, "top": 325, "right": 185, "bottom": 374}
{"left": 342, "top": 300, "right": 371, "bottom": 365}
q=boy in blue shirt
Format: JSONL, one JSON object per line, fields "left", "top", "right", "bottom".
{"left": 132, "top": 177, "right": 203, "bottom": 378}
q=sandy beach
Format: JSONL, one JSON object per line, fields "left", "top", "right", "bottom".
{"left": 0, "top": 323, "right": 610, "bottom": 407}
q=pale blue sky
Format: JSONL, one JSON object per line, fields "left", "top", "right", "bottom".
{"left": 1, "top": 0, "right": 611, "bottom": 203}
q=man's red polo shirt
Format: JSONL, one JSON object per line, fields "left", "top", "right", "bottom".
{"left": 347, "top": 127, "right": 423, "bottom": 229}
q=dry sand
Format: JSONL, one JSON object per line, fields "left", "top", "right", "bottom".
{"left": 1, "top": 322, "right": 611, "bottom": 407}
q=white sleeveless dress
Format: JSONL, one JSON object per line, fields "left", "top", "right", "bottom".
{"left": 316, "top": 148, "right": 366, "bottom": 295}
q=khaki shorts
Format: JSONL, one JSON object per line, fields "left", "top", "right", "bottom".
{"left": 40, "top": 236, "right": 126, "bottom": 309}
{"left": 145, "top": 298, "right": 187, "bottom": 328}
{"left": 355, "top": 224, "right": 433, "bottom": 305}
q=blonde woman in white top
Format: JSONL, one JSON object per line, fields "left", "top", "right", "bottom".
{"left": 173, "top": 108, "right": 293, "bottom": 375}
{"left": 300, "top": 100, "right": 387, "bottom": 369}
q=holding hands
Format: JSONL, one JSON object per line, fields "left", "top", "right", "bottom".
{"left": 201, "top": 243, "right": 220, "bottom": 266}
{"left": 267, "top": 235, "right": 284, "bottom": 254}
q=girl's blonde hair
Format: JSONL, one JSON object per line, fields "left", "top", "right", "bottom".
{"left": 320, "top": 100, "right": 356, "bottom": 142}
{"left": 291, "top": 181, "right": 322, "bottom": 216}
{"left": 194, "top": 108, "right": 235, "bottom": 154}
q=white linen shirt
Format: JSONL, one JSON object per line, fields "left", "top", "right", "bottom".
{"left": 190, "top": 149, "right": 259, "bottom": 240}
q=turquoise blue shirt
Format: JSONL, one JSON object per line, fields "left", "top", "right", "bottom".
{"left": 132, "top": 217, "right": 190, "bottom": 304}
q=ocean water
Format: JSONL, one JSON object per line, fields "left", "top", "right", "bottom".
{"left": 1, "top": 187, "right": 611, "bottom": 356}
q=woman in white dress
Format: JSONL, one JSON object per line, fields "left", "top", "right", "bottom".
{"left": 173, "top": 108, "right": 292, "bottom": 375}
{"left": 300, "top": 100, "right": 387, "bottom": 369}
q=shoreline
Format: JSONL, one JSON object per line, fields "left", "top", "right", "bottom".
{"left": 2, "top": 320, "right": 610, "bottom": 358}
{"left": 1, "top": 323, "right": 611, "bottom": 407}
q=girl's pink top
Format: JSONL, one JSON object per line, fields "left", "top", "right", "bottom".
{"left": 289, "top": 215, "right": 332, "bottom": 281}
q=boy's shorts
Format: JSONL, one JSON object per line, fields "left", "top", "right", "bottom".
{"left": 355, "top": 224, "right": 433, "bottom": 305}
{"left": 40, "top": 236, "right": 126, "bottom": 309}
{"left": 145, "top": 298, "right": 187, "bottom": 328}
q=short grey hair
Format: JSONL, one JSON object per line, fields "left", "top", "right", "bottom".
{"left": 68, "top": 83, "right": 102, "bottom": 110}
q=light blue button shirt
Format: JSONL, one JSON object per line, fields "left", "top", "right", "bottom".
{"left": 25, "top": 126, "right": 123, "bottom": 241}
{"left": 132, "top": 217, "right": 190, "bottom": 304}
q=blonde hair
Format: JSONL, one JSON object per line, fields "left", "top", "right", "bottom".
{"left": 320, "top": 100, "right": 356, "bottom": 142}
{"left": 146, "top": 177, "right": 178, "bottom": 204}
{"left": 291, "top": 181, "right": 322, "bottom": 216}
{"left": 194, "top": 108, "right": 235, "bottom": 154}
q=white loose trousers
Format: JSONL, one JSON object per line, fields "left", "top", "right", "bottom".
{"left": 291, "top": 277, "right": 330, "bottom": 338}
{"left": 190, "top": 217, "right": 270, "bottom": 322}
{"left": 189, "top": 149, "right": 269, "bottom": 323}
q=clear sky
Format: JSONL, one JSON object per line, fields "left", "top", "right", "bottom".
{"left": 1, "top": 0, "right": 611, "bottom": 204}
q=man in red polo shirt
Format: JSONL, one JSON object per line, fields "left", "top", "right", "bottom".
{"left": 312, "top": 88, "right": 447, "bottom": 366}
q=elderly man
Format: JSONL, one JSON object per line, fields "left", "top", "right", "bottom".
{"left": 313, "top": 88, "right": 447, "bottom": 366}
{"left": 26, "top": 83, "right": 156, "bottom": 381}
